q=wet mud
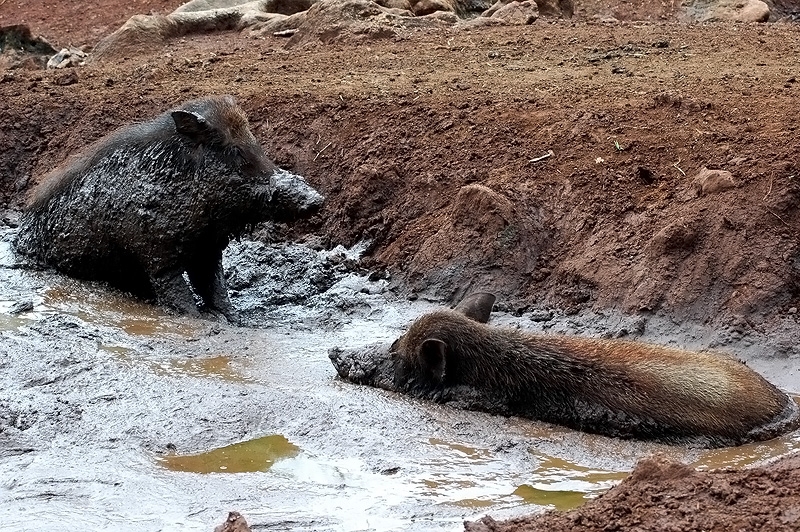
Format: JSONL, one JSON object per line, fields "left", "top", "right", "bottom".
{"left": 1, "top": 225, "right": 799, "bottom": 531}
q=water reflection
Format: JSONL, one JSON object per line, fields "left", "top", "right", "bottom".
{"left": 43, "top": 284, "right": 201, "bottom": 338}
{"left": 514, "top": 454, "right": 628, "bottom": 510}
{"left": 157, "top": 435, "right": 300, "bottom": 474}
{"left": 694, "top": 395, "right": 800, "bottom": 471}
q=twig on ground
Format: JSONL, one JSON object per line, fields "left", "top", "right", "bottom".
{"left": 764, "top": 206, "right": 790, "bottom": 228}
{"left": 673, "top": 159, "right": 686, "bottom": 176}
{"left": 314, "top": 141, "right": 332, "bottom": 161}
{"left": 529, "top": 150, "right": 554, "bottom": 163}
{"left": 763, "top": 175, "right": 774, "bottom": 201}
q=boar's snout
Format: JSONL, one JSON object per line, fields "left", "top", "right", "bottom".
{"left": 328, "top": 343, "right": 396, "bottom": 391}
{"left": 268, "top": 169, "right": 324, "bottom": 220}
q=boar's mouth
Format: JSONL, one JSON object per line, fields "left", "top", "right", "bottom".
{"left": 328, "top": 342, "right": 397, "bottom": 392}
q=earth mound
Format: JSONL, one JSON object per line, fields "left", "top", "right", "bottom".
{"left": 466, "top": 452, "right": 800, "bottom": 532}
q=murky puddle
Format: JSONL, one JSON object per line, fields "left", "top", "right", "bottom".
{"left": 513, "top": 455, "right": 629, "bottom": 510}
{"left": 42, "top": 284, "right": 202, "bottom": 338}
{"left": 693, "top": 395, "right": 800, "bottom": 471}
{"left": 158, "top": 434, "right": 300, "bottom": 474}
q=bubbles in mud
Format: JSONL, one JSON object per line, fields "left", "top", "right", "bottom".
{"left": 157, "top": 434, "right": 300, "bottom": 474}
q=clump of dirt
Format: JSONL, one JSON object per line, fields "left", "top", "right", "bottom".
{"left": 465, "top": 452, "right": 800, "bottom": 532}
{"left": 214, "top": 512, "right": 252, "bottom": 532}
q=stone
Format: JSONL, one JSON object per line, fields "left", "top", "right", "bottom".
{"left": 692, "top": 167, "right": 736, "bottom": 196}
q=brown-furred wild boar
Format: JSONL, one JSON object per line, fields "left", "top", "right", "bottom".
{"left": 329, "top": 293, "right": 800, "bottom": 448}
{"left": 14, "top": 95, "right": 323, "bottom": 322}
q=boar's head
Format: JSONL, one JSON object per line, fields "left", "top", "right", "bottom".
{"left": 329, "top": 293, "right": 496, "bottom": 396}
{"left": 389, "top": 293, "right": 496, "bottom": 394}
{"left": 268, "top": 169, "right": 325, "bottom": 223}
{"left": 171, "top": 96, "right": 323, "bottom": 230}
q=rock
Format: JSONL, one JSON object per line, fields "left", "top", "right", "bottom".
{"left": 92, "top": 0, "right": 312, "bottom": 60}
{"left": 484, "top": 0, "right": 538, "bottom": 22}
{"left": 413, "top": 0, "right": 455, "bottom": 14}
{"left": 285, "top": 0, "right": 456, "bottom": 47}
{"left": 378, "top": 0, "right": 491, "bottom": 16}
{"left": 683, "top": 0, "right": 770, "bottom": 22}
{"left": 46, "top": 48, "right": 88, "bottom": 69}
{"left": 214, "top": 511, "right": 251, "bottom": 532}
{"left": 692, "top": 167, "right": 736, "bottom": 196}
{"left": 93, "top": 0, "right": 499, "bottom": 60}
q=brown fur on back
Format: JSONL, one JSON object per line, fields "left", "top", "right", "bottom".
{"left": 25, "top": 95, "right": 260, "bottom": 213}
{"left": 392, "top": 310, "right": 799, "bottom": 445}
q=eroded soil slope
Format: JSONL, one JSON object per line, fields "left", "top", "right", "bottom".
{"left": 2, "top": 18, "right": 800, "bottom": 333}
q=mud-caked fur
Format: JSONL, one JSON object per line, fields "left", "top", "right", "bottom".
{"left": 332, "top": 294, "right": 800, "bottom": 448}
{"left": 14, "top": 95, "right": 323, "bottom": 321}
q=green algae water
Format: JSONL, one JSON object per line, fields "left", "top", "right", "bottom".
{"left": 157, "top": 435, "right": 300, "bottom": 474}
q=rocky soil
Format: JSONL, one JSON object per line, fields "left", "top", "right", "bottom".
{"left": 2, "top": 0, "right": 800, "bottom": 530}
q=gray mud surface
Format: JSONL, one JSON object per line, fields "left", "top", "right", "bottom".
{"left": 1, "top": 225, "right": 799, "bottom": 531}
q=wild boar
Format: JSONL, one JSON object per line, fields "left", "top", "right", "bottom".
{"left": 14, "top": 95, "right": 323, "bottom": 322}
{"left": 329, "top": 293, "right": 800, "bottom": 448}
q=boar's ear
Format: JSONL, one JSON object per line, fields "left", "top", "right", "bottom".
{"left": 172, "top": 110, "right": 212, "bottom": 144}
{"left": 453, "top": 292, "right": 496, "bottom": 324}
{"left": 419, "top": 338, "right": 448, "bottom": 382}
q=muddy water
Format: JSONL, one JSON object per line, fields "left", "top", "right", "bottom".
{"left": 1, "top": 227, "right": 799, "bottom": 532}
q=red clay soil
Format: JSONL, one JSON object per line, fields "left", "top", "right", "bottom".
{"left": 1, "top": 2, "right": 800, "bottom": 530}
{"left": 466, "top": 452, "right": 800, "bottom": 532}
{"left": 3, "top": 16, "right": 800, "bottom": 329}
{"left": 0, "top": 0, "right": 185, "bottom": 47}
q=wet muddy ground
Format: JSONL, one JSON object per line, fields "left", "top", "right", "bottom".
{"left": 2, "top": 225, "right": 798, "bottom": 531}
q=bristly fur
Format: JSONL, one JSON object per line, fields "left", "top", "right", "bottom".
{"left": 14, "top": 95, "right": 322, "bottom": 321}
{"left": 328, "top": 298, "right": 800, "bottom": 449}
{"left": 389, "top": 310, "right": 800, "bottom": 447}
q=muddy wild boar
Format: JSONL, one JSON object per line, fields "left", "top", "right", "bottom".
{"left": 14, "top": 95, "right": 323, "bottom": 322}
{"left": 329, "top": 293, "right": 800, "bottom": 448}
